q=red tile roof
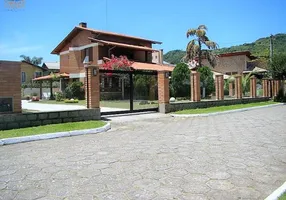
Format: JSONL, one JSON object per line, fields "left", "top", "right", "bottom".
{"left": 89, "top": 37, "right": 159, "bottom": 52}
{"left": 33, "top": 73, "right": 69, "bottom": 81}
{"left": 51, "top": 26, "right": 161, "bottom": 54}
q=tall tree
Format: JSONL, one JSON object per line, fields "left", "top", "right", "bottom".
{"left": 186, "top": 25, "right": 218, "bottom": 69}
{"left": 20, "top": 55, "right": 43, "bottom": 65}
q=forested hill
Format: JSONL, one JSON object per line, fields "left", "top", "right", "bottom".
{"left": 164, "top": 33, "right": 286, "bottom": 64}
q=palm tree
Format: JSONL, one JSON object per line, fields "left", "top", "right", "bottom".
{"left": 20, "top": 55, "right": 43, "bottom": 65}
{"left": 186, "top": 25, "right": 218, "bottom": 69}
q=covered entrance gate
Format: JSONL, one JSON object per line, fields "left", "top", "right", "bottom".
{"left": 99, "top": 69, "right": 159, "bottom": 115}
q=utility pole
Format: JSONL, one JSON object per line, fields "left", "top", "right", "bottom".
{"left": 270, "top": 34, "right": 274, "bottom": 62}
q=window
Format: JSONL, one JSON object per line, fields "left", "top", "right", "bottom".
{"left": 21, "top": 72, "right": 26, "bottom": 83}
{"left": 34, "top": 71, "right": 42, "bottom": 78}
{"left": 82, "top": 47, "right": 93, "bottom": 62}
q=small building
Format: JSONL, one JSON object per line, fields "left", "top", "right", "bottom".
{"left": 21, "top": 61, "right": 46, "bottom": 85}
{"left": 202, "top": 51, "right": 257, "bottom": 75}
{"left": 42, "top": 62, "right": 60, "bottom": 75}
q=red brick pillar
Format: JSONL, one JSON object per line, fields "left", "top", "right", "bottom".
{"left": 262, "top": 79, "right": 268, "bottom": 97}
{"left": 268, "top": 79, "right": 272, "bottom": 97}
{"left": 250, "top": 76, "right": 257, "bottom": 98}
{"left": 158, "top": 71, "right": 170, "bottom": 113}
{"left": 85, "top": 66, "right": 100, "bottom": 108}
{"left": 190, "top": 71, "right": 201, "bottom": 102}
{"left": 215, "top": 75, "right": 224, "bottom": 100}
{"left": 234, "top": 75, "right": 242, "bottom": 99}
{"left": 229, "top": 82, "right": 234, "bottom": 97}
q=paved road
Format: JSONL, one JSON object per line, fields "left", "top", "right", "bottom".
{"left": 22, "top": 100, "right": 127, "bottom": 112}
{"left": 1, "top": 106, "right": 286, "bottom": 200}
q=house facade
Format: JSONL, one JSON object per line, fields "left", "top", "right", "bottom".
{"left": 21, "top": 61, "right": 46, "bottom": 85}
{"left": 42, "top": 62, "right": 60, "bottom": 75}
{"left": 51, "top": 22, "right": 172, "bottom": 100}
{"left": 202, "top": 51, "right": 256, "bottom": 75}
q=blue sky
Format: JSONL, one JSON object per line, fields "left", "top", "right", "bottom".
{"left": 0, "top": 0, "right": 285, "bottom": 63}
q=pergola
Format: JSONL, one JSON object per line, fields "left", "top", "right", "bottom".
{"left": 33, "top": 73, "right": 69, "bottom": 99}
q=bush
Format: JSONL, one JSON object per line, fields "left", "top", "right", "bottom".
{"left": 65, "top": 81, "right": 85, "bottom": 100}
{"left": 197, "top": 66, "right": 215, "bottom": 97}
{"left": 274, "top": 88, "right": 286, "bottom": 102}
{"left": 31, "top": 92, "right": 38, "bottom": 96}
{"left": 171, "top": 63, "right": 190, "bottom": 98}
{"left": 64, "top": 99, "right": 79, "bottom": 103}
{"left": 55, "top": 91, "right": 64, "bottom": 101}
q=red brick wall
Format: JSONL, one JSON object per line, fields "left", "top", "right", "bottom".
{"left": 62, "top": 30, "right": 92, "bottom": 52}
{"left": 0, "top": 61, "right": 22, "bottom": 113}
{"left": 158, "top": 71, "right": 169, "bottom": 104}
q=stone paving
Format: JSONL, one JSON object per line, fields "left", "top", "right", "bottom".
{"left": 1, "top": 105, "right": 286, "bottom": 200}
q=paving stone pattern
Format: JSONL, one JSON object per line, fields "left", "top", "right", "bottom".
{"left": 0, "top": 106, "right": 286, "bottom": 200}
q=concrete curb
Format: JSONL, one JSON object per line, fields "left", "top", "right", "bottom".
{"left": 265, "top": 181, "right": 286, "bottom": 200}
{"left": 0, "top": 123, "right": 111, "bottom": 146}
{"left": 170, "top": 103, "right": 284, "bottom": 118}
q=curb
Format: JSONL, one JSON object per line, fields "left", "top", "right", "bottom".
{"left": 265, "top": 181, "right": 286, "bottom": 200}
{"left": 170, "top": 103, "right": 284, "bottom": 118}
{"left": 0, "top": 123, "right": 111, "bottom": 146}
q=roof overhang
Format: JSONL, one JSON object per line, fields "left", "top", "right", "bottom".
{"left": 89, "top": 37, "right": 159, "bottom": 52}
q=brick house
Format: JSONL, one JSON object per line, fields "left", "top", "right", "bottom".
{"left": 202, "top": 51, "right": 256, "bottom": 75}
{"left": 51, "top": 22, "right": 172, "bottom": 99}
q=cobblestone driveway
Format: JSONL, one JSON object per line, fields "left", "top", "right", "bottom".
{"left": 1, "top": 106, "right": 286, "bottom": 200}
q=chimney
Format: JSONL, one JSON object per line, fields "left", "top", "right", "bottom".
{"left": 79, "top": 22, "right": 87, "bottom": 28}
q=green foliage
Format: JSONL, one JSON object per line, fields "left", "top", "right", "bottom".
{"left": 20, "top": 55, "right": 43, "bottom": 65}
{"left": 65, "top": 81, "right": 85, "bottom": 100}
{"left": 55, "top": 92, "right": 64, "bottom": 101}
{"left": 164, "top": 50, "right": 186, "bottom": 64}
{"left": 134, "top": 75, "right": 151, "bottom": 99}
{"left": 274, "top": 88, "right": 286, "bottom": 102}
{"left": 64, "top": 99, "right": 79, "bottom": 103}
{"left": 197, "top": 66, "right": 215, "bottom": 96}
{"left": 164, "top": 33, "right": 286, "bottom": 65}
{"left": 171, "top": 63, "right": 190, "bottom": 98}
{"left": 269, "top": 54, "right": 286, "bottom": 79}
{"left": 31, "top": 92, "right": 38, "bottom": 96}
{"left": 242, "top": 74, "right": 251, "bottom": 96}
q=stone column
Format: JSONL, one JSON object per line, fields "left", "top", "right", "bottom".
{"left": 190, "top": 71, "right": 201, "bottom": 102}
{"left": 85, "top": 66, "right": 100, "bottom": 109}
{"left": 229, "top": 82, "right": 234, "bottom": 97}
{"left": 158, "top": 71, "right": 170, "bottom": 113}
{"left": 250, "top": 76, "right": 257, "bottom": 98}
{"left": 234, "top": 75, "right": 242, "bottom": 99}
{"left": 215, "top": 75, "right": 224, "bottom": 100}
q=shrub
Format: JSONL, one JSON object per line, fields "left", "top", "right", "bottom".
{"left": 65, "top": 81, "right": 85, "bottom": 100}
{"left": 55, "top": 91, "right": 64, "bottom": 101}
{"left": 274, "top": 88, "right": 286, "bottom": 102}
{"left": 171, "top": 63, "right": 190, "bottom": 98}
{"left": 64, "top": 99, "right": 79, "bottom": 103}
{"left": 197, "top": 66, "right": 215, "bottom": 97}
{"left": 31, "top": 92, "right": 38, "bottom": 96}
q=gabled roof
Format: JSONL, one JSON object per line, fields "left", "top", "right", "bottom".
{"left": 51, "top": 26, "right": 162, "bottom": 54}
{"left": 42, "top": 62, "right": 60, "bottom": 70}
{"left": 21, "top": 60, "right": 46, "bottom": 71}
{"left": 89, "top": 37, "right": 159, "bottom": 52}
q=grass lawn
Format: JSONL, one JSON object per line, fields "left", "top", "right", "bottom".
{"left": 279, "top": 193, "right": 286, "bottom": 200}
{"left": 0, "top": 121, "right": 106, "bottom": 139}
{"left": 33, "top": 100, "right": 158, "bottom": 109}
{"left": 173, "top": 101, "right": 279, "bottom": 114}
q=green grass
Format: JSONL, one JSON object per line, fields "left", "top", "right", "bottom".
{"left": 174, "top": 101, "right": 279, "bottom": 114}
{"left": 279, "top": 193, "right": 286, "bottom": 200}
{"left": 0, "top": 121, "right": 106, "bottom": 139}
{"left": 34, "top": 100, "right": 158, "bottom": 109}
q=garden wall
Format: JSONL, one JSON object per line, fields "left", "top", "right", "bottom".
{"left": 164, "top": 97, "right": 270, "bottom": 113}
{"left": 0, "top": 108, "right": 100, "bottom": 130}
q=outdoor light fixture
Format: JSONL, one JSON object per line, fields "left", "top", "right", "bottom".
{"left": 93, "top": 68, "right": 97, "bottom": 76}
{"left": 165, "top": 72, "right": 169, "bottom": 78}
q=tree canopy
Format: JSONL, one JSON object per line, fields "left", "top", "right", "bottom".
{"left": 171, "top": 63, "right": 190, "bottom": 98}
{"left": 268, "top": 54, "right": 286, "bottom": 80}
{"left": 20, "top": 55, "right": 43, "bottom": 65}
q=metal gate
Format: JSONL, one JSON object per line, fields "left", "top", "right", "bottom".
{"left": 99, "top": 69, "right": 158, "bottom": 115}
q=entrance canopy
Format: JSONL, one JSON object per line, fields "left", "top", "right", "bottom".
{"left": 33, "top": 73, "right": 69, "bottom": 81}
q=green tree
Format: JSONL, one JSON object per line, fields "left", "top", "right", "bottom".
{"left": 268, "top": 54, "right": 286, "bottom": 80}
{"left": 197, "top": 66, "right": 215, "bottom": 97}
{"left": 20, "top": 55, "right": 43, "bottom": 65}
{"left": 186, "top": 25, "right": 218, "bottom": 68}
{"left": 171, "top": 63, "right": 190, "bottom": 97}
